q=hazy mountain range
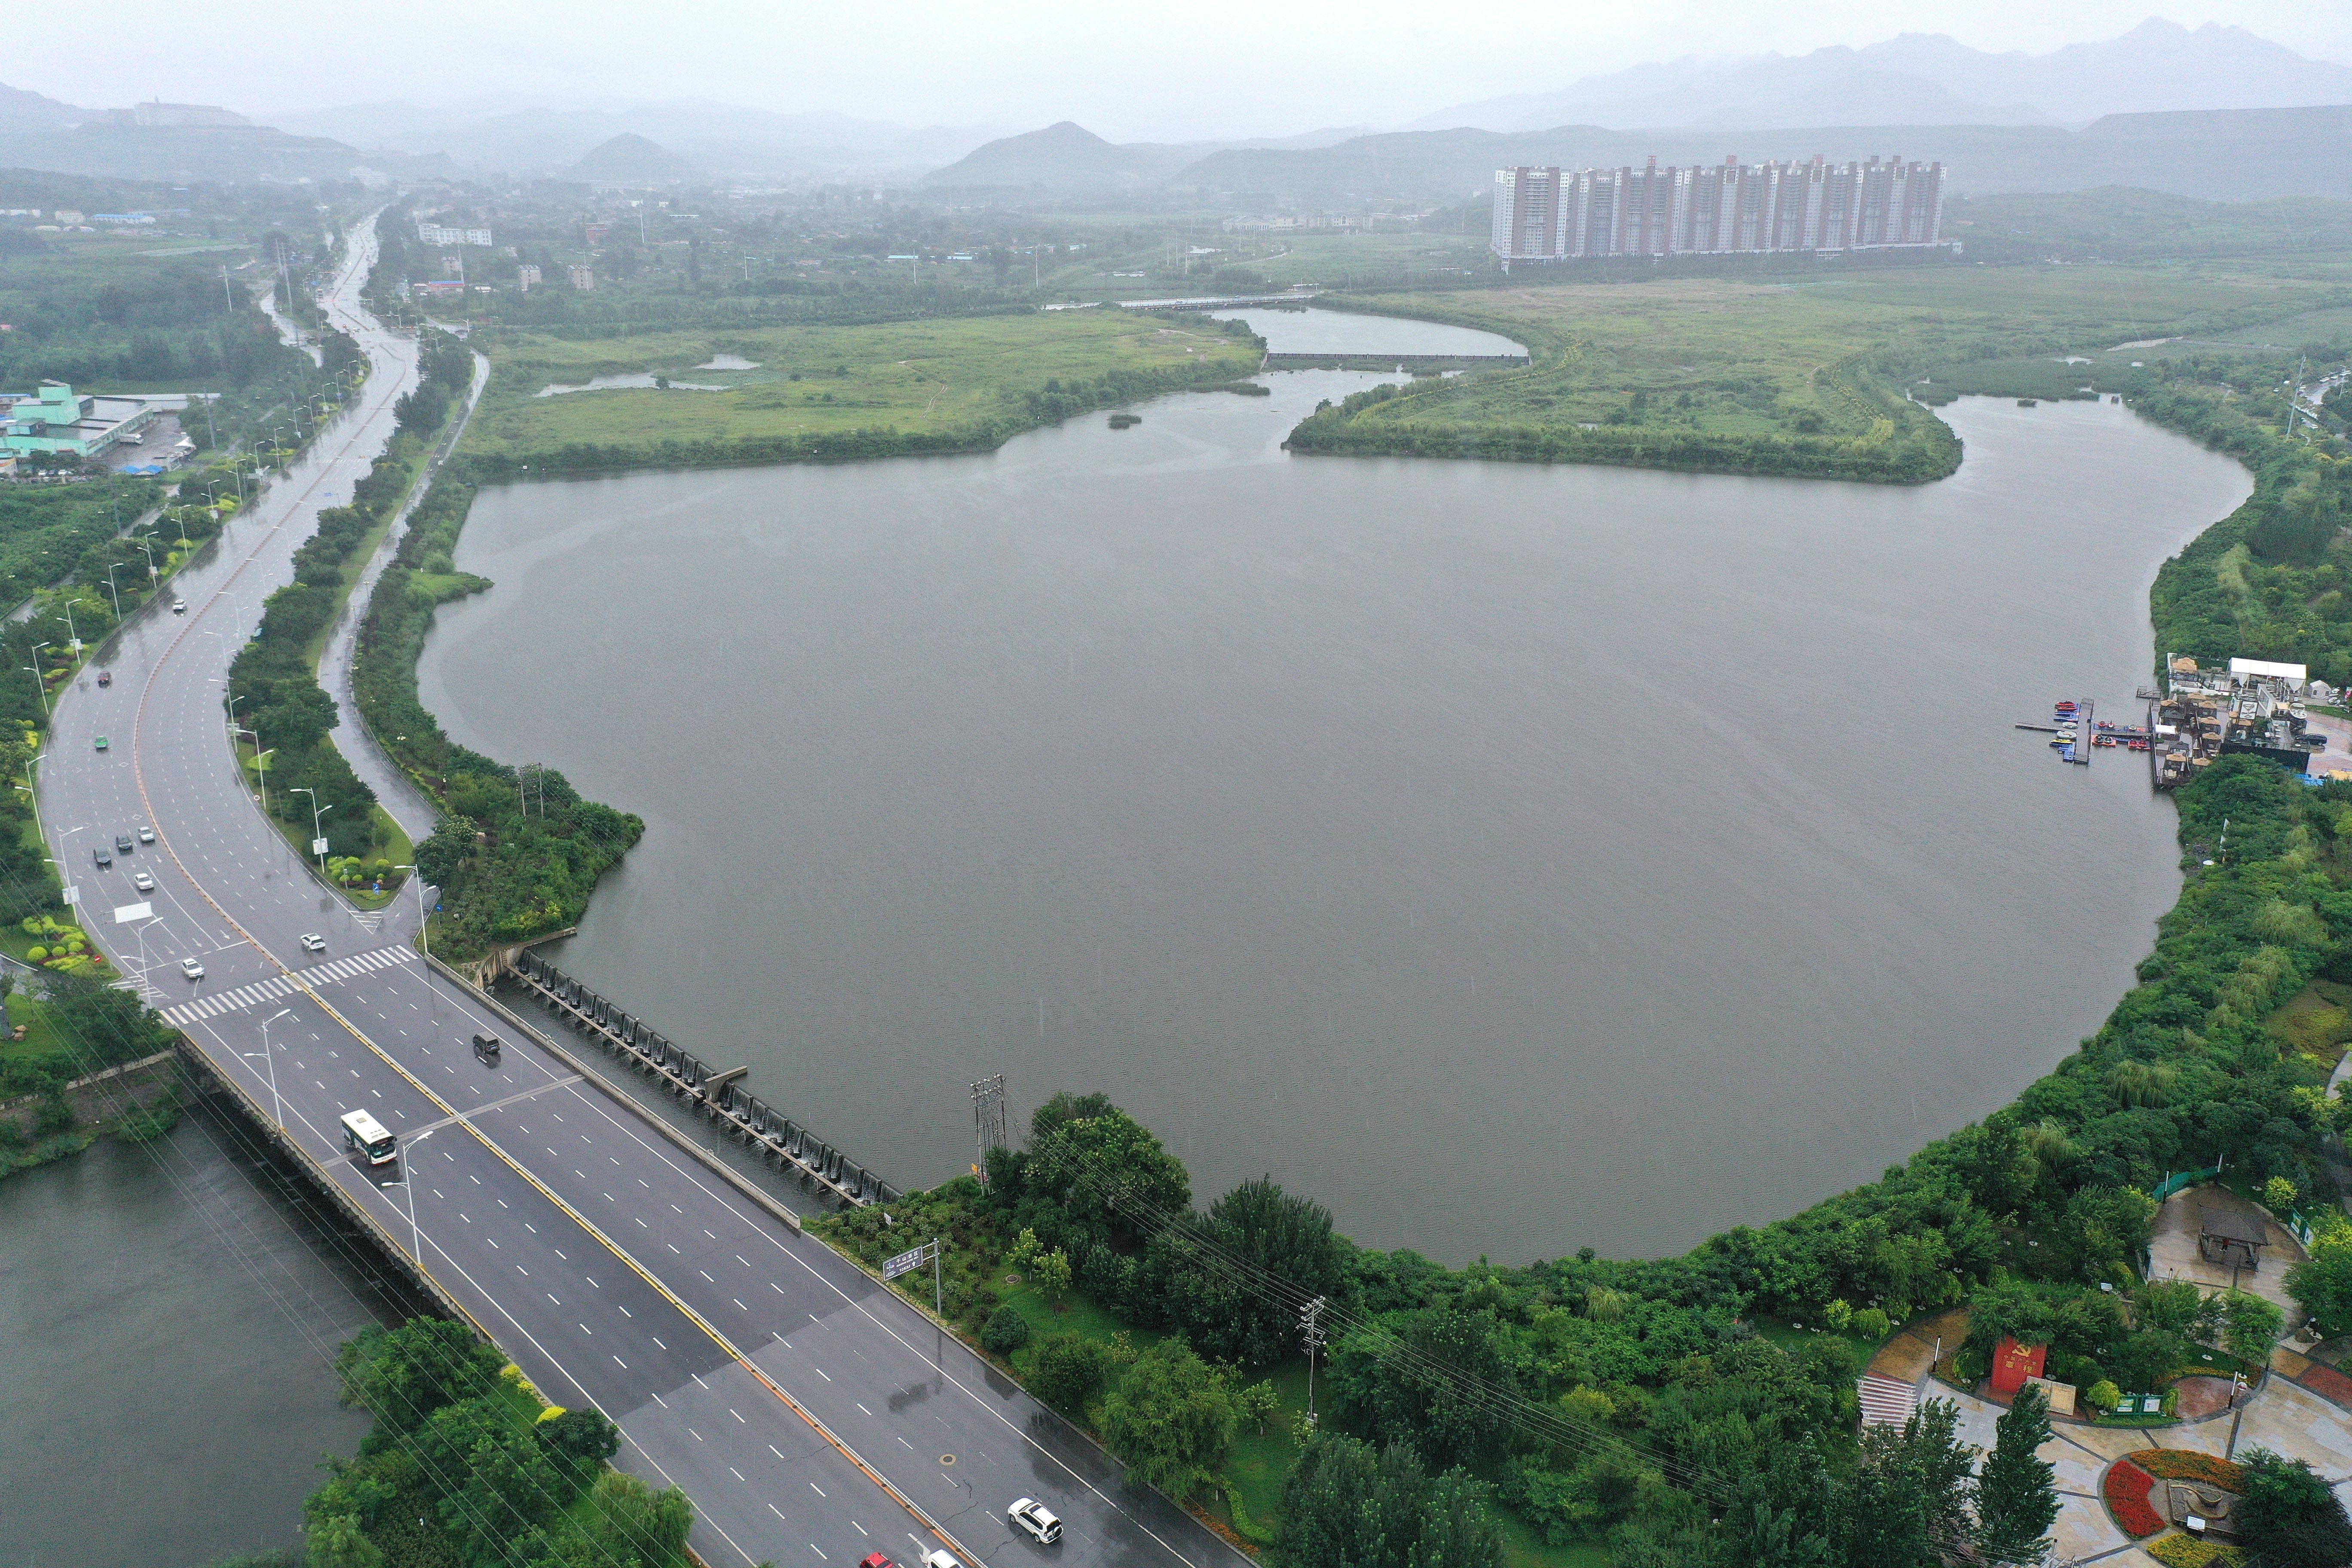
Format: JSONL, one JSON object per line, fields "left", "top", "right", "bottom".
{"left": 1417, "top": 19, "right": 2352, "bottom": 133}
{"left": 0, "top": 16, "right": 2342, "bottom": 193}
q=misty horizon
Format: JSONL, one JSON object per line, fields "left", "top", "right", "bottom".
{"left": 6, "top": 6, "right": 2349, "bottom": 147}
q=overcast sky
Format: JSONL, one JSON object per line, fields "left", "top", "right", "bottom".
{"left": 15, "top": 0, "right": 2352, "bottom": 142}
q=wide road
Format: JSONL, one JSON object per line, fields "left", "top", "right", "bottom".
{"left": 37, "top": 218, "right": 1245, "bottom": 1568}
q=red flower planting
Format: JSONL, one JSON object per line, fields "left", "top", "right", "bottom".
{"left": 2105, "top": 1459, "right": 2165, "bottom": 1537}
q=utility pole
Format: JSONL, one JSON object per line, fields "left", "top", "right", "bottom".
{"left": 970, "top": 1074, "right": 1006, "bottom": 1185}
{"left": 1301, "top": 1297, "right": 1328, "bottom": 1428}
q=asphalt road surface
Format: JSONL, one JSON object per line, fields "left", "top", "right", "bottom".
{"left": 37, "top": 218, "right": 1246, "bottom": 1568}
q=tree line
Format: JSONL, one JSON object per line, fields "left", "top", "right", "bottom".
{"left": 816, "top": 743, "right": 2352, "bottom": 1563}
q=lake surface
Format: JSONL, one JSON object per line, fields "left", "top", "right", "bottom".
{"left": 416, "top": 361, "right": 2249, "bottom": 1262}
{"left": 0, "top": 1105, "right": 408, "bottom": 1566}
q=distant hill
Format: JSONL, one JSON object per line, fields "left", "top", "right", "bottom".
{"left": 922, "top": 121, "right": 1180, "bottom": 190}
{"left": 1687, "top": 70, "right": 2051, "bottom": 131}
{"left": 0, "top": 121, "right": 364, "bottom": 184}
{"left": 268, "top": 98, "right": 1002, "bottom": 180}
{"left": 0, "top": 83, "right": 89, "bottom": 133}
{"left": 1414, "top": 19, "right": 2352, "bottom": 132}
{"left": 1174, "top": 104, "right": 2352, "bottom": 205}
{"left": 564, "top": 132, "right": 700, "bottom": 184}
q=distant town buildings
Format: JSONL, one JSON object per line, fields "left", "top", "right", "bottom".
{"left": 418, "top": 222, "right": 493, "bottom": 248}
{"left": 568, "top": 265, "right": 595, "bottom": 291}
{"left": 516, "top": 263, "right": 542, "bottom": 292}
{"left": 1490, "top": 155, "right": 1949, "bottom": 269}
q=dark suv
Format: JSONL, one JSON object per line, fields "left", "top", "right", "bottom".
{"left": 115, "top": 835, "right": 134, "bottom": 855}
{"left": 93, "top": 845, "right": 111, "bottom": 868}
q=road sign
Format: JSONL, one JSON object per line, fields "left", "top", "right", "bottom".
{"left": 112, "top": 901, "right": 153, "bottom": 924}
{"left": 311, "top": 838, "right": 329, "bottom": 855}
{"left": 882, "top": 1243, "right": 932, "bottom": 1281}
{"left": 60, "top": 885, "right": 79, "bottom": 906}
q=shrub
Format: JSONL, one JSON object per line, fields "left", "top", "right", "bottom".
{"left": 981, "top": 1305, "right": 1030, "bottom": 1355}
{"left": 2146, "top": 1536, "right": 2246, "bottom": 1568}
{"left": 2104, "top": 1459, "right": 2165, "bottom": 1537}
{"left": 2131, "top": 1449, "right": 2248, "bottom": 1491}
{"left": 1027, "top": 1332, "right": 1111, "bottom": 1417}
{"left": 1853, "top": 1307, "right": 1890, "bottom": 1340}
{"left": 2086, "top": 1379, "right": 2123, "bottom": 1414}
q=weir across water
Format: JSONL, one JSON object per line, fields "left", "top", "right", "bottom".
{"left": 502, "top": 949, "right": 900, "bottom": 1208}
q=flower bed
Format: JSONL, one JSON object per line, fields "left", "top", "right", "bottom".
{"left": 2146, "top": 1533, "right": 2246, "bottom": 1568}
{"left": 2104, "top": 1459, "right": 2165, "bottom": 1538}
{"left": 2129, "top": 1449, "right": 2248, "bottom": 1492}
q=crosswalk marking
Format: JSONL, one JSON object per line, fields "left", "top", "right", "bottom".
{"left": 160, "top": 945, "right": 416, "bottom": 1028}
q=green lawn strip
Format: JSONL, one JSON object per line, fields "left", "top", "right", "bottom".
{"left": 234, "top": 735, "right": 405, "bottom": 906}
{"left": 452, "top": 309, "right": 1266, "bottom": 476}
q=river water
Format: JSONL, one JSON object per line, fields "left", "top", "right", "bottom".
{"left": 414, "top": 315, "right": 2251, "bottom": 1262}
{"left": 0, "top": 1104, "right": 408, "bottom": 1566}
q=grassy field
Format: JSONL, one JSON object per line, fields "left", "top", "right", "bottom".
{"left": 1246, "top": 231, "right": 1492, "bottom": 288}
{"left": 453, "top": 309, "right": 1263, "bottom": 469}
{"left": 1288, "top": 261, "right": 2352, "bottom": 479}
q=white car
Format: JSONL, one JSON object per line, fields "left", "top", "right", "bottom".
{"left": 1008, "top": 1499, "right": 1063, "bottom": 1545}
{"left": 300, "top": 933, "right": 326, "bottom": 952}
{"left": 170, "top": 598, "right": 186, "bottom": 614}
{"left": 132, "top": 871, "right": 155, "bottom": 893}
{"left": 179, "top": 957, "right": 204, "bottom": 980}
{"left": 919, "top": 1553, "right": 964, "bottom": 1568}
{"left": 136, "top": 825, "right": 154, "bottom": 843}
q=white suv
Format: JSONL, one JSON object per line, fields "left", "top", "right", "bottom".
{"left": 1008, "top": 1498, "right": 1063, "bottom": 1545}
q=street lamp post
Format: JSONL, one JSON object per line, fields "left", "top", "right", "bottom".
{"left": 24, "top": 641, "right": 49, "bottom": 719}
{"left": 386, "top": 1127, "right": 436, "bottom": 1263}
{"left": 54, "top": 606, "right": 77, "bottom": 654}
{"left": 236, "top": 725, "right": 270, "bottom": 812}
{"left": 135, "top": 539, "right": 156, "bottom": 582}
{"left": 103, "top": 564, "right": 122, "bottom": 620}
{"left": 394, "top": 865, "right": 429, "bottom": 958}
{"left": 256, "top": 1007, "right": 293, "bottom": 1129}
{"left": 291, "top": 787, "right": 332, "bottom": 876}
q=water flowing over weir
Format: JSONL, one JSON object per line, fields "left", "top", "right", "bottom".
{"left": 503, "top": 949, "right": 902, "bottom": 1207}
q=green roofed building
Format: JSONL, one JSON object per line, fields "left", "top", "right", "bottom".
{"left": 1, "top": 381, "right": 163, "bottom": 461}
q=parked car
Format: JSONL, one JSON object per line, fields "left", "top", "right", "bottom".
{"left": 132, "top": 871, "right": 154, "bottom": 893}
{"left": 179, "top": 957, "right": 203, "bottom": 980}
{"left": 299, "top": 933, "right": 326, "bottom": 952}
{"left": 93, "top": 845, "right": 111, "bottom": 868}
{"left": 137, "top": 825, "right": 153, "bottom": 843}
{"left": 1008, "top": 1500, "right": 1062, "bottom": 1545}
{"left": 171, "top": 598, "right": 186, "bottom": 614}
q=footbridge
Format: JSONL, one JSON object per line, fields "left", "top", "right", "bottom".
{"left": 1261, "top": 350, "right": 1529, "bottom": 371}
